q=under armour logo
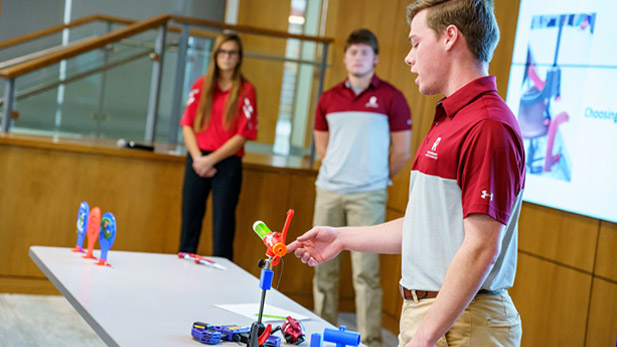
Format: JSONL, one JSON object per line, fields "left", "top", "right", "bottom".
{"left": 365, "top": 96, "right": 379, "bottom": 108}
{"left": 431, "top": 137, "right": 442, "bottom": 151}
{"left": 481, "top": 190, "right": 493, "bottom": 201}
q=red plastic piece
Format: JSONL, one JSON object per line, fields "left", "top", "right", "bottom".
{"left": 544, "top": 111, "right": 569, "bottom": 172}
{"left": 282, "top": 316, "right": 305, "bottom": 345}
{"left": 83, "top": 207, "right": 101, "bottom": 260}
{"left": 258, "top": 324, "right": 272, "bottom": 346}
{"left": 262, "top": 209, "right": 294, "bottom": 258}
{"left": 95, "top": 258, "right": 111, "bottom": 266}
{"left": 71, "top": 245, "right": 85, "bottom": 253}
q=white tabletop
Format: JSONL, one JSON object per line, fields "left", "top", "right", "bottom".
{"left": 29, "top": 246, "right": 337, "bottom": 347}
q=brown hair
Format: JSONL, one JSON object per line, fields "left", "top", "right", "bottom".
{"left": 406, "top": 0, "right": 499, "bottom": 62}
{"left": 194, "top": 33, "right": 244, "bottom": 132}
{"left": 344, "top": 28, "right": 379, "bottom": 54}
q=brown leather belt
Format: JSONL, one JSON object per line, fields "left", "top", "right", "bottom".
{"left": 399, "top": 284, "right": 494, "bottom": 301}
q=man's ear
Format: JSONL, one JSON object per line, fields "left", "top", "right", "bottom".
{"left": 443, "top": 24, "right": 459, "bottom": 52}
{"left": 374, "top": 54, "right": 379, "bottom": 66}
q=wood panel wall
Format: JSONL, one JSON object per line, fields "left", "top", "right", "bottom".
{"left": 235, "top": 1, "right": 291, "bottom": 145}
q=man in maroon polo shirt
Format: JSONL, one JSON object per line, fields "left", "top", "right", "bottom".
{"left": 312, "top": 29, "right": 412, "bottom": 346}
{"left": 289, "top": 1, "right": 525, "bottom": 346}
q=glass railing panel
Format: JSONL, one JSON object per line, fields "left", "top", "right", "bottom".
{"left": 3, "top": 18, "right": 330, "bottom": 166}
{"left": 9, "top": 29, "right": 160, "bottom": 141}
{"left": 154, "top": 33, "right": 214, "bottom": 145}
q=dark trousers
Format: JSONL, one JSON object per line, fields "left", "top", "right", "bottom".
{"left": 178, "top": 152, "right": 242, "bottom": 261}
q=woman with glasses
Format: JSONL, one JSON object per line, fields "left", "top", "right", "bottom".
{"left": 178, "top": 33, "right": 258, "bottom": 261}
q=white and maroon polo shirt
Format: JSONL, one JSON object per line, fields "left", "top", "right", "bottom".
{"left": 314, "top": 75, "right": 411, "bottom": 193}
{"left": 180, "top": 76, "right": 258, "bottom": 157}
{"left": 400, "top": 76, "right": 525, "bottom": 292}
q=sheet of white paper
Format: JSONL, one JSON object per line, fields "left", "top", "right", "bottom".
{"left": 214, "top": 303, "right": 310, "bottom": 322}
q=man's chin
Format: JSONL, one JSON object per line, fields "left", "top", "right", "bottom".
{"left": 349, "top": 70, "right": 374, "bottom": 78}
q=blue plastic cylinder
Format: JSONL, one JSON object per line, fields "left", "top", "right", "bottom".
{"left": 259, "top": 268, "right": 273, "bottom": 290}
{"left": 310, "top": 333, "right": 322, "bottom": 347}
{"left": 323, "top": 326, "right": 361, "bottom": 346}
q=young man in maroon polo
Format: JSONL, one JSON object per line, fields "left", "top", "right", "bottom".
{"left": 312, "top": 29, "right": 412, "bottom": 347}
{"left": 289, "top": 1, "right": 525, "bottom": 346}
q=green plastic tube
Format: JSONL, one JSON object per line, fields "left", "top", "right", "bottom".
{"left": 253, "top": 221, "right": 272, "bottom": 240}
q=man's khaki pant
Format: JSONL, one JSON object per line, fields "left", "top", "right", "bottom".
{"left": 398, "top": 290, "right": 522, "bottom": 346}
{"left": 312, "top": 187, "right": 387, "bottom": 347}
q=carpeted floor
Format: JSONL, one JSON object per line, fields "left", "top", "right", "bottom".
{"left": 0, "top": 294, "right": 397, "bottom": 346}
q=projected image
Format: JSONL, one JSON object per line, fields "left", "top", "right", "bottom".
{"left": 506, "top": 0, "right": 617, "bottom": 223}
{"left": 517, "top": 13, "right": 595, "bottom": 182}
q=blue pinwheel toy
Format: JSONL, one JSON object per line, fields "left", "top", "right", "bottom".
{"left": 71, "top": 202, "right": 89, "bottom": 253}
{"left": 96, "top": 212, "right": 117, "bottom": 266}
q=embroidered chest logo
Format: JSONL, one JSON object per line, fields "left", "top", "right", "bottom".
{"left": 425, "top": 137, "right": 441, "bottom": 160}
{"left": 481, "top": 190, "right": 494, "bottom": 201}
{"left": 186, "top": 89, "right": 199, "bottom": 106}
{"left": 242, "top": 97, "right": 254, "bottom": 128}
{"left": 365, "top": 96, "right": 379, "bottom": 108}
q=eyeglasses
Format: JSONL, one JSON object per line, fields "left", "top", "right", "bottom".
{"left": 217, "top": 49, "right": 240, "bottom": 57}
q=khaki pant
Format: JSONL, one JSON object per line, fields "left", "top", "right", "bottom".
{"left": 398, "top": 290, "right": 522, "bottom": 347}
{"left": 312, "top": 187, "right": 387, "bottom": 347}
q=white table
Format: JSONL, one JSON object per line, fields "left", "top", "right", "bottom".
{"left": 29, "top": 246, "right": 337, "bottom": 347}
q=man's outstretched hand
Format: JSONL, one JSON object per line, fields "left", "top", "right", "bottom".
{"left": 286, "top": 226, "right": 344, "bottom": 266}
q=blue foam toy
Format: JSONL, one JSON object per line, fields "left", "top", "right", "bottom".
{"left": 97, "top": 212, "right": 117, "bottom": 265}
{"left": 73, "top": 202, "right": 89, "bottom": 252}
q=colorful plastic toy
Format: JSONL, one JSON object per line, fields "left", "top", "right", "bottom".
{"left": 71, "top": 201, "right": 89, "bottom": 253}
{"left": 252, "top": 209, "right": 294, "bottom": 266}
{"left": 83, "top": 207, "right": 101, "bottom": 260}
{"left": 310, "top": 326, "right": 361, "bottom": 347}
{"left": 192, "top": 322, "right": 222, "bottom": 344}
{"left": 95, "top": 212, "right": 116, "bottom": 266}
{"left": 178, "top": 252, "right": 227, "bottom": 270}
{"left": 191, "top": 323, "right": 280, "bottom": 347}
{"left": 282, "top": 316, "right": 305, "bottom": 345}
{"left": 247, "top": 209, "right": 295, "bottom": 347}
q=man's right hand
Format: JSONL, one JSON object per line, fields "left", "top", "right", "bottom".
{"left": 286, "top": 226, "right": 343, "bottom": 266}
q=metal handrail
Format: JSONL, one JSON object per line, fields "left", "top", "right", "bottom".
{"left": 0, "top": 13, "right": 333, "bottom": 144}
{"left": 0, "top": 14, "right": 135, "bottom": 50}
{"left": 169, "top": 15, "right": 334, "bottom": 43}
{"left": 0, "top": 14, "right": 333, "bottom": 79}
{"left": 0, "top": 14, "right": 170, "bottom": 79}
{"left": 0, "top": 36, "right": 98, "bottom": 70}
{"left": 0, "top": 50, "right": 151, "bottom": 105}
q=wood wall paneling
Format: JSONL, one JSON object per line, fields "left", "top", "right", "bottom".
{"left": 0, "top": 145, "right": 185, "bottom": 279}
{"left": 0, "top": 277, "right": 60, "bottom": 296}
{"left": 232, "top": 169, "right": 293, "bottom": 276}
{"left": 278, "top": 174, "right": 318, "bottom": 308}
{"left": 510, "top": 253, "right": 591, "bottom": 347}
{"left": 586, "top": 278, "right": 617, "bottom": 346}
{"left": 237, "top": 0, "right": 291, "bottom": 145}
{"left": 595, "top": 221, "right": 617, "bottom": 281}
{"left": 518, "top": 203, "right": 598, "bottom": 272}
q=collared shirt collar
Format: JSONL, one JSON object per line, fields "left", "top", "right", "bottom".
{"left": 440, "top": 76, "right": 497, "bottom": 118}
{"left": 343, "top": 74, "right": 381, "bottom": 90}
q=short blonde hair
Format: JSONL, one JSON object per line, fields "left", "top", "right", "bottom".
{"left": 406, "top": 0, "right": 500, "bottom": 62}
